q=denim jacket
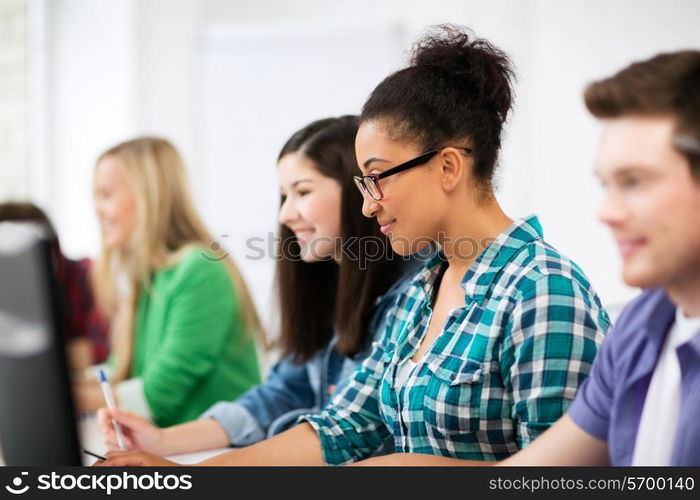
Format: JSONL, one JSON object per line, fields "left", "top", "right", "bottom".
{"left": 200, "top": 269, "right": 415, "bottom": 446}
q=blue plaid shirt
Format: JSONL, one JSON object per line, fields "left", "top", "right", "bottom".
{"left": 301, "top": 215, "right": 610, "bottom": 464}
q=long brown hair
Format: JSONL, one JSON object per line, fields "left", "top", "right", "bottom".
{"left": 276, "top": 116, "right": 403, "bottom": 362}
{"left": 92, "top": 137, "right": 263, "bottom": 381}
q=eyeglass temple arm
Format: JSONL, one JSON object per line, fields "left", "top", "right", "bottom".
{"left": 675, "top": 134, "right": 700, "bottom": 157}
{"left": 376, "top": 151, "right": 438, "bottom": 179}
{"left": 374, "top": 146, "right": 472, "bottom": 180}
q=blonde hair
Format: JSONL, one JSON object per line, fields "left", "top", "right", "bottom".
{"left": 92, "top": 137, "right": 263, "bottom": 382}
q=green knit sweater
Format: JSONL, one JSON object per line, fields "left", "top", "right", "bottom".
{"left": 130, "top": 247, "right": 261, "bottom": 427}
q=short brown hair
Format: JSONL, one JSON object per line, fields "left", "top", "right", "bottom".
{"left": 675, "top": 63, "right": 700, "bottom": 173}
{"left": 584, "top": 50, "right": 700, "bottom": 176}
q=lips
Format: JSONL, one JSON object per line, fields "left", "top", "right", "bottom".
{"left": 291, "top": 227, "right": 315, "bottom": 241}
{"left": 616, "top": 238, "right": 646, "bottom": 258}
{"left": 378, "top": 219, "right": 396, "bottom": 234}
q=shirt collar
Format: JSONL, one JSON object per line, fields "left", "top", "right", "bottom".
{"left": 637, "top": 289, "right": 677, "bottom": 346}
{"left": 616, "top": 289, "right": 677, "bottom": 396}
{"left": 410, "top": 215, "right": 544, "bottom": 306}
{"left": 639, "top": 289, "right": 700, "bottom": 359}
{"left": 407, "top": 250, "right": 445, "bottom": 303}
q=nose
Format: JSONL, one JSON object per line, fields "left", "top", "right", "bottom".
{"left": 361, "top": 195, "right": 381, "bottom": 219}
{"left": 278, "top": 196, "right": 298, "bottom": 226}
{"left": 597, "top": 191, "right": 628, "bottom": 228}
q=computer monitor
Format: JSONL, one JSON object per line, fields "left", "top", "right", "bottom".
{"left": 0, "top": 222, "right": 81, "bottom": 465}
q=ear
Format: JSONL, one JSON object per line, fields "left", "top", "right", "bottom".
{"left": 439, "top": 147, "right": 470, "bottom": 193}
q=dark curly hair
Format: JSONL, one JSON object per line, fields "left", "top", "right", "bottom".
{"left": 360, "top": 24, "right": 516, "bottom": 191}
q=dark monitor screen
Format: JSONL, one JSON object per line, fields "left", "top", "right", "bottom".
{"left": 0, "top": 222, "right": 81, "bottom": 465}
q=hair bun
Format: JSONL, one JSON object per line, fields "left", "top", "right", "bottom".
{"left": 411, "top": 24, "right": 515, "bottom": 123}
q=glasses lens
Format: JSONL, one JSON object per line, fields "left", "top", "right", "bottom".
{"left": 353, "top": 177, "right": 366, "bottom": 195}
{"left": 354, "top": 176, "right": 382, "bottom": 200}
{"left": 365, "top": 178, "right": 382, "bottom": 200}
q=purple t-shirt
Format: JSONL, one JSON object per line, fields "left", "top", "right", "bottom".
{"left": 568, "top": 288, "right": 700, "bottom": 465}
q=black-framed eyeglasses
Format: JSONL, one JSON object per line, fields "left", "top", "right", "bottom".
{"left": 353, "top": 147, "right": 472, "bottom": 201}
{"left": 674, "top": 134, "right": 700, "bottom": 157}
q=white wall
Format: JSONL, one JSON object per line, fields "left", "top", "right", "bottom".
{"left": 24, "top": 0, "right": 700, "bottom": 320}
{"left": 0, "top": 0, "right": 27, "bottom": 201}
{"left": 27, "top": 0, "right": 137, "bottom": 257}
{"left": 194, "top": 21, "right": 406, "bottom": 315}
{"left": 522, "top": 0, "right": 700, "bottom": 307}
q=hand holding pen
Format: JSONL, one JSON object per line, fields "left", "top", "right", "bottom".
{"left": 97, "top": 406, "right": 172, "bottom": 455}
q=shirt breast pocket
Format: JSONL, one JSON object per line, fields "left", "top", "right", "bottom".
{"left": 422, "top": 353, "right": 485, "bottom": 436}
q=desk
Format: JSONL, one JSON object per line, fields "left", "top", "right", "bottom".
{"left": 0, "top": 414, "right": 231, "bottom": 466}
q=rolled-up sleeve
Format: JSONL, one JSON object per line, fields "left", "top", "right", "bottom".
{"left": 567, "top": 320, "right": 619, "bottom": 441}
{"left": 200, "top": 400, "right": 266, "bottom": 446}
{"left": 501, "top": 274, "right": 610, "bottom": 447}
{"left": 299, "top": 328, "right": 395, "bottom": 465}
{"left": 200, "top": 357, "right": 315, "bottom": 446}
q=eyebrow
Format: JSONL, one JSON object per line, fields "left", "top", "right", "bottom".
{"left": 594, "top": 165, "right": 655, "bottom": 178}
{"left": 291, "top": 179, "right": 314, "bottom": 188}
{"left": 362, "top": 157, "right": 391, "bottom": 169}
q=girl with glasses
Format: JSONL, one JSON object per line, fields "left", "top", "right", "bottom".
{"left": 97, "top": 116, "right": 411, "bottom": 456}
{"left": 100, "top": 25, "right": 610, "bottom": 466}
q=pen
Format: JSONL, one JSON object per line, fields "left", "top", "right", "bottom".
{"left": 98, "top": 369, "right": 127, "bottom": 451}
{"left": 83, "top": 448, "right": 107, "bottom": 461}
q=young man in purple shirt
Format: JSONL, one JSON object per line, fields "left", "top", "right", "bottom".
{"left": 501, "top": 50, "right": 700, "bottom": 466}
{"left": 340, "top": 50, "right": 700, "bottom": 467}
